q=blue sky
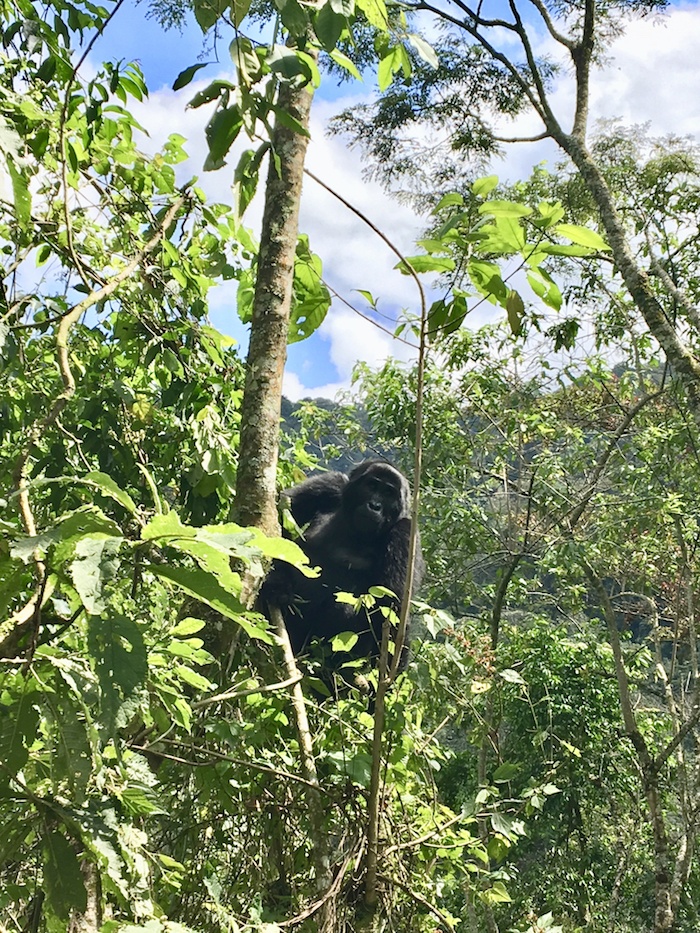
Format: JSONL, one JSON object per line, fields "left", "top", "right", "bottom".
{"left": 89, "top": 1, "right": 700, "bottom": 399}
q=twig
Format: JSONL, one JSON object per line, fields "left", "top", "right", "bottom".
{"left": 377, "top": 872, "right": 456, "bottom": 931}
{"left": 131, "top": 740, "right": 323, "bottom": 791}
{"left": 192, "top": 672, "right": 303, "bottom": 708}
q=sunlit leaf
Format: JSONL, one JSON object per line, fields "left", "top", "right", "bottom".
{"left": 555, "top": 223, "right": 611, "bottom": 251}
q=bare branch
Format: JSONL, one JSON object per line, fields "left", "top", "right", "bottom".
{"left": 525, "top": 0, "right": 576, "bottom": 48}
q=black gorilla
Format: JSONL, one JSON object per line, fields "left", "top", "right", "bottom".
{"left": 260, "top": 460, "right": 423, "bottom": 672}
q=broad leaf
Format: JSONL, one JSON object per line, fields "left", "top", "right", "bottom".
{"left": 42, "top": 830, "right": 87, "bottom": 919}
{"left": 70, "top": 535, "right": 122, "bottom": 614}
{"left": 172, "top": 62, "right": 209, "bottom": 91}
{"left": 150, "top": 564, "right": 273, "bottom": 643}
{"left": 555, "top": 223, "right": 611, "bottom": 251}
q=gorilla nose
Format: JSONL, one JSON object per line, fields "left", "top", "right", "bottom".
{"left": 368, "top": 500, "right": 382, "bottom": 512}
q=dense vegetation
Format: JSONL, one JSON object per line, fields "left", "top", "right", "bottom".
{"left": 2, "top": 0, "right": 700, "bottom": 930}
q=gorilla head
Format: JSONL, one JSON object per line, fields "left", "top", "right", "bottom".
{"left": 343, "top": 461, "right": 409, "bottom": 538}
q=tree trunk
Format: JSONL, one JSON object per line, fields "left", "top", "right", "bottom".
{"left": 232, "top": 78, "right": 315, "bottom": 536}
{"left": 231, "top": 73, "right": 337, "bottom": 931}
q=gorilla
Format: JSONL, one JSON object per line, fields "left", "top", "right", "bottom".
{"left": 260, "top": 460, "right": 423, "bottom": 674}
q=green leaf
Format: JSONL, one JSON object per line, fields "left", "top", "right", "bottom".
{"left": 0, "top": 690, "right": 40, "bottom": 777}
{"left": 82, "top": 472, "right": 137, "bottom": 515}
{"left": 484, "top": 880, "right": 511, "bottom": 904}
{"left": 315, "top": 2, "right": 346, "bottom": 51}
{"left": 121, "top": 784, "right": 166, "bottom": 816}
{"left": 53, "top": 705, "right": 92, "bottom": 798}
{"left": 536, "top": 200, "right": 565, "bottom": 226}
{"left": 11, "top": 506, "right": 122, "bottom": 566}
{"left": 150, "top": 564, "right": 273, "bottom": 643}
{"left": 506, "top": 289, "right": 524, "bottom": 336}
{"left": 329, "top": 48, "right": 362, "bottom": 80}
{"left": 231, "top": 0, "right": 253, "bottom": 27}
{"left": 229, "top": 36, "right": 263, "bottom": 84}
{"left": 499, "top": 668, "right": 525, "bottom": 684}
{"left": 171, "top": 617, "right": 207, "bottom": 637}
{"left": 539, "top": 243, "right": 599, "bottom": 257}
{"left": 472, "top": 175, "right": 499, "bottom": 197}
{"left": 377, "top": 46, "right": 398, "bottom": 92}
{"left": 433, "top": 192, "right": 464, "bottom": 212}
{"left": 233, "top": 143, "right": 268, "bottom": 219}
{"left": 468, "top": 260, "right": 507, "bottom": 303}
{"left": 407, "top": 33, "right": 438, "bottom": 69}
{"left": 355, "top": 0, "right": 388, "bottom": 29}
{"left": 492, "top": 762, "right": 520, "bottom": 782}
{"left": 70, "top": 535, "right": 122, "bottom": 615}
{"left": 172, "top": 63, "right": 209, "bottom": 91}
{"left": 88, "top": 614, "right": 148, "bottom": 730}
{"left": 174, "top": 664, "right": 215, "bottom": 690}
{"left": 490, "top": 812, "right": 518, "bottom": 838}
{"left": 6, "top": 156, "right": 30, "bottom": 229}
{"left": 478, "top": 200, "right": 532, "bottom": 218}
{"left": 42, "top": 831, "right": 87, "bottom": 919}
{"left": 396, "top": 255, "right": 455, "bottom": 274}
{"left": 0, "top": 116, "right": 22, "bottom": 159}
{"left": 193, "top": 0, "right": 229, "bottom": 31}
{"left": 270, "top": 102, "right": 311, "bottom": 138}
{"left": 188, "top": 79, "right": 234, "bottom": 109}
{"left": 278, "top": 0, "right": 310, "bottom": 36}
{"left": 204, "top": 105, "right": 243, "bottom": 170}
{"left": 527, "top": 267, "right": 562, "bottom": 311}
{"left": 554, "top": 223, "right": 610, "bottom": 251}
{"left": 331, "top": 631, "right": 360, "bottom": 652}
{"left": 268, "top": 46, "right": 319, "bottom": 86}
{"left": 36, "top": 243, "right": 52, "bottom": 266}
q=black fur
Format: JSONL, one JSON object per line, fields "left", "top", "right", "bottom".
{"left": 261, "top": 460, "right": 423, "bottom": 672}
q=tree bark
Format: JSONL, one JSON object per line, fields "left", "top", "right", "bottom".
{"left": 232, "top": 78, "right": 315, "bottom": 535}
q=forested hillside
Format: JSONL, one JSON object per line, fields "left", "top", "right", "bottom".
{"left": 2, "top": 0, "right": 700, "bottom": 930}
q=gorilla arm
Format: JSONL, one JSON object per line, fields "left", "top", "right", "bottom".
{"left": 374, "top": 517, "right": 425, "bottom": 671}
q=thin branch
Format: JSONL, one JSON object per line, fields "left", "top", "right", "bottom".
{"left": 277, "top": 846, "right": 358, "bottom": 928}
{"left": 322, "top": 278, "right": 419, "bottom": 349}
{"left": 192, "top": 672, "right": 303, "bottom": 709}
{"left": 507, "top": 0, "right": 560, "bottom": 131}
{"left": 492, "top": 131, "right": 550, "bottom": 144}
{"left": 525, "top": 0, "right": 576, "bottom": 48}
{"left": 384, "top": 810, "right": 464, "bottom": 855}
{"left": 562, "top": 388, "right": 663, "bottom": 530}
{"left": 130, "top": 741, "right": 323, "bottom": 791}
{"left": 377, "top": 873, "right": 457, "bottom": 931}
{"left": 412, "top": 0, "right": 549, "bottom": 125}
{"left": 647, "top": 244, "right": 700, "bottom": 334}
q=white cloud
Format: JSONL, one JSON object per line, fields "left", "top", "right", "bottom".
{"left": 592, "top": 7, "right": 700, "bottom": 135}
{"left": 128, "top": 80, "right": 427, "bottom": 399}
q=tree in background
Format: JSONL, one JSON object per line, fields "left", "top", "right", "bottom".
{"left": 334, "top": 0, "right": 700, "bottom": 420}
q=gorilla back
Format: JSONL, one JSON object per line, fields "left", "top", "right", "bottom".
{"left": 260, "top": 460, "right": 423, "bottom": 672}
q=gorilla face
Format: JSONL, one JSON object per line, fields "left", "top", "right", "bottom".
{"left": 344, "top": 462, "right": 408, "bottom": 537}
